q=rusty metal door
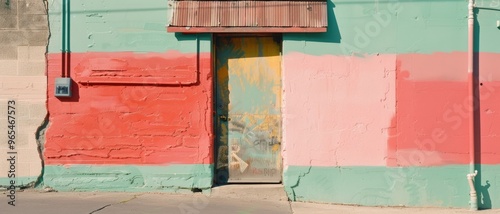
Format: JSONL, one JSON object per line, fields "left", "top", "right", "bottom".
{"left": 215, "top": 35, "right": 282, "bottom": 183}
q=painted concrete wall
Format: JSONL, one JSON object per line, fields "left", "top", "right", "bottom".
{"left": 37, "top": 0, "right": 500, "bottom": 209}
{"left": 282, "top": 0, "right": 500, "bottom": 208}
{"left": 0, "top": 0, "right": 49, "bottom": 187}
{"left": 43, "top": 0, "right": 213, "bottom": 191}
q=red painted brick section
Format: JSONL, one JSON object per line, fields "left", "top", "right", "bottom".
{"left": 45, "top": 51, "right": 213, "bottom": 165}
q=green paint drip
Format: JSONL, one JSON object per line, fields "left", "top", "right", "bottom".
{"left": 42, "top": 164, "right": 213, "bottom": 192}
{"left": 284, "top": 165, "right": 500, "bottom": 209}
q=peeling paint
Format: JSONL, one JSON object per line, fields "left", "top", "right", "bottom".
{"left": 215, "top": 36, "right": 282, "bottom": 183}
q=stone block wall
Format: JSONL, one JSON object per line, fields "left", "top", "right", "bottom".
{"left": 0, "top": 0, "right": 49, "bottom": 187}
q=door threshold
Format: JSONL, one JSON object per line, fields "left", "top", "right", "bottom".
{"left": 211, "top": 183, "right": 289, "bottom": 201}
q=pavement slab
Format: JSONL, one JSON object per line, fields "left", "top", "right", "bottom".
{"left": 1, "top": 186, "right": 499, "bottom": 214}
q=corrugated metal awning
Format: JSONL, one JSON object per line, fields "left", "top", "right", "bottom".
{"left": 167, "top": 1, "right": 327, "bottom": 33}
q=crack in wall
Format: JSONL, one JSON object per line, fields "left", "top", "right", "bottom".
{"left": 34, "top": 113, "right": 50, "bottom": 188}
{"left": 288, "top": 161, "right": 312, "bottom": 201}
{"left": 19, "top": 0, "right": 52, "bottom": 190}
{"left": 201, "top": 91, "right": 212, "bottom": 165}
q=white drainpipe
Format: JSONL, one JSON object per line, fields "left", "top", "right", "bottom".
{"left": 467, "top": 0, "right": 478, "bottom": 211}
{"left": 467, "top": 170, "right": 478, "bottom": 210}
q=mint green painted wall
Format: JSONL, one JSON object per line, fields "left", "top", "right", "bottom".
{"left": 475, "top": 5, "right": 500, "bottom": 53}
{"left": 42, "top": 165, "right": 213, "bottom": 192}
{"left": 0, "top": 177, "right": 39, "bottom": 187}
{"left": 284, "top": 165, "right": 500, "bottom": 208}
{"left": 47, "top": 0, "right": 211, "bottom": 53}
{"left": 284, "top": 0, "right": 500, "bottom": 55}
{"left": 49, "top": 0, "right": 500, "bottom": 56}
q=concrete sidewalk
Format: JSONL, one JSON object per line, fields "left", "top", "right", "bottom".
{"left": 1, "top": 185, "right": 497, "bottom": 214}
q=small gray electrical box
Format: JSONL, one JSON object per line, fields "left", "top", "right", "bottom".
{"left": 55, "top": 77, "right": 72, "bottom": 97}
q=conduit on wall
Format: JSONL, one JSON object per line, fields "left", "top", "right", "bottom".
{"left": 61, "top": 0, "right": 70, "bottom": 77}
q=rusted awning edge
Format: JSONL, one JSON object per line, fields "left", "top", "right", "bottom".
{"left": 167, "top": 26, "right": 327, "bottom": 33}
{"left": 168, "top": 1, "right": 328, "bottom": 33}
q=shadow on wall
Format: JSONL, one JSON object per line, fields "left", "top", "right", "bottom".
{"left": 174, "top": 32, "right": 211, "bottom": 42}
{"left": 286, "top": 0, "right": 341, "bottom": 44}
{"left": 478, "top": 180, "right": 492, "bottom": 209}
{"left": 473, "top": 8, "right": 492, "bottom": 210}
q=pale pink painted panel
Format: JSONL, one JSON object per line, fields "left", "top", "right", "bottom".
{"left": 282, "top": 53, "right": 396, "bottom": 167}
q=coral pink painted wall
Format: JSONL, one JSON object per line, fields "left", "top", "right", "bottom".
{"left": 389, "top": 52, "right": 500, "bottom": 166}
{"left": 389, "top": 53, "right": 469, "bottom": 166}
{"left": 475, "top": 53, "right": 500, "bottom": 164}
{"left": 45, "top": 51, "right": 213, "bottom": 165}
